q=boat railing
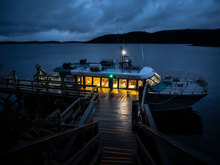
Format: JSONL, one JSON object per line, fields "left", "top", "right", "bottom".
{"left": 150, "top": 71, "right": 208, "bottom": 95}
{"left": 160, "top": 71, "right": 207, "bottom": 83}
{"left": 153, "top": 83, "right": 207, "bottom": 94}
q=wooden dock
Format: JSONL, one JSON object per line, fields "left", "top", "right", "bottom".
{"left": 94, "top": 89, "right": 138, "bottom": 165}
{"left": 0, "top": 75, "right": 217, "bottom": 165}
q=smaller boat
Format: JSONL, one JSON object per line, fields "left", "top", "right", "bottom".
{"left": 53, "top": 47, "right": 208, "bottom": 111}
{"left": 144, "top": 71, "right": 208, "bottom": 111}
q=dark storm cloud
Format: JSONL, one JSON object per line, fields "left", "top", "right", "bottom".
{"left": 0, "top": 0, "right": 96, "bottom": 34}
{"left": 0, "top": 0, "right": 220, "bottom": 41}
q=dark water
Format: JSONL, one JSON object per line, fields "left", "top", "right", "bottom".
{"left": 0, "top": 43, "right": 220, "bottom": 161}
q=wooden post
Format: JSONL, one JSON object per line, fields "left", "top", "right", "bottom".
{"left": 31, "top": 81, "right": 34, "bottom": 93}
{"left": 109, "top": 78, "right": 113, "bottom": 90}
{"left": 136, "top": 80, "right": 138, "bottom": 90}
{"left": 12, "top": 70, "right": 18, "bottom": 83}
{"left": 83, "top": 76, "right": 86, "bottom": 88}
{"left": 132, "top": 100, "right": 139, "bottom": 130}
{"left": 16, "top": 94, "right": 23, "bottom": 110}
{"left": 17, "top": 80, "right": 20, "bottom": 90}
{"left": 46, "top": 76, "right": 48, "bottom": 93}
{"left": 139, "top": 86, "right": 143, "bottom": 102}
{"left": 61, "top": 76, "right": 64, "bottom": 95}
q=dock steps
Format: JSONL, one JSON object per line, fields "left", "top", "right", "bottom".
{"left": 94, "top": 89, "right": 138, "bottom": 165}
{"left": 100, "top": 147, "right": 134, "bottom": 165}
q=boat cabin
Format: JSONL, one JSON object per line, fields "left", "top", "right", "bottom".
{"left": 53, "top": 47, "right": 162, "bottom": 90}
{"left": 53, "top": 60, "right": 161, "bottom": 90}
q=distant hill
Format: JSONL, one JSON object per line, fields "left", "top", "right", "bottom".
{"left": 1, "top": 29, "right": 220, "bottom": 46}
{"left": 87, "top": 29, "right": 220, "bottom": 46}
{"left": 0, "top": 41, "right": 82, "bottom": 44}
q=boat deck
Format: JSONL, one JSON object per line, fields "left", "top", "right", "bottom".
{"left": 150, "top": 80, "right": 207, "bottom": 95}
{"left": 94, "top": 89, "right": 138, "bottom": 165}
{"left": 56, "top": 63, "right": 142, "bottom": 74}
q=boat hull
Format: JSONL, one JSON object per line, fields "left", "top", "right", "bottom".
{"left": 145, "top": 93, "right": 207, "bottom": 111}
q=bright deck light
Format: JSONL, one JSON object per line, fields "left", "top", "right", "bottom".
{"left": 122, "top": 49, "right": 126, "bottom": 55}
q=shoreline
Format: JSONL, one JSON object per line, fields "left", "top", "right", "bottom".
{"left": 1, "top": 42, "right": 219, "bottom": 47}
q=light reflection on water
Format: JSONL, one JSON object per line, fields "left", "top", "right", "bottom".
{"left": 0, "top": 43, "right": 220, "bottom": 161}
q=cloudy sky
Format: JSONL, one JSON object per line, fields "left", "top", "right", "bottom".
{"left": 0, "top": 0, "right": 220, "bottom": 41}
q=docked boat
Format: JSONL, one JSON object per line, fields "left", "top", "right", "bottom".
{"left": 53, "top": 47, "right": 208, "bottom": 111}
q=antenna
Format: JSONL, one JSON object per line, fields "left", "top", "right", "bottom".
{"left": 121, "top": 46, "right": 124, "bottom": 72}
{"left": 141, "top": 45, "right": 145, "bottom": 66}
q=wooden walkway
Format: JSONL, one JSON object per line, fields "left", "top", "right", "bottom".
{"left": 94, "top": 89, "right": 138, "bottom": 165}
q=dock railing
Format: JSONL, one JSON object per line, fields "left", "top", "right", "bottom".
{"left": 2, "top": 84, "right": 100, "bottom": 165}
{"left": 3, "top": 121, "right": 100, "bottom": 165}
{"left": 0, "top": 77, "right": 99, "bottom": 98}
{"left": 0, "top": 71, "right": 17, "bottom": 82}
{"left": 45, "top": 85, "right": 99, "bottom": 125}
{"left": 134, "top": 84, "right": 217, "bottom": 165}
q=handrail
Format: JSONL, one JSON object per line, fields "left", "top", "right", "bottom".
{"left": 7, "top": 121, "right": 97, "bottom": 154}
{"left": 61, "top": 98, "right": 81, "bottom": 123}
{"left": 77, "top": 101, "right": 95, "bottom": 125}
{"left": 64, "top": 133, "right": 100, "bottom": 165}
{"left": 141, "top": 84, "right": 147, "bottom": 107}
{"left": 0, "top": 72, "right": 12, "bottom": 76}
{"left": 4, "top": 121, "right": 100, "bottom": 165}
{"left": 85, "top": 85, "right": 98, "bottom": 99}
{"left": 140, "top": 83, "right": 157, "bottom": 130}
{"left": 0, "top": 78, "right": 100, "bottom": 91}
{"left": 0, "top": 79, "right": 97, "bottom": 98}
{"left": 1, "top": 76, "right": 100, "bottom": 164}
{"left": 137, "top": 83, "right": 215, "bottom": 165}
{"left": 59, "top": 85, "right": 99, "bottom": 125}
{"left": 136, "top": 123, "right": 217, "bottom": 165}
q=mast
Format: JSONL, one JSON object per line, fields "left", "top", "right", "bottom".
{"left": 121, "top": 46, "right": 127, "bottom": 72}
{"left": 141, "top": 45, "right": 145, "bottom": 66}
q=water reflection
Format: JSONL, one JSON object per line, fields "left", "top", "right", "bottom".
{"left": 152, "top": 108, "right": 203, "bottom": 136}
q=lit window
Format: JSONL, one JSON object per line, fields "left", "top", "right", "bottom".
{"left": 155, "top": 73, "right": 161, "bottom": 81}
{"left": 77, "top": 77, "right": 81, "bottom": 84}
{"left": 85, "top": 77, "right": 92, "bottom": 85}
{"left": 113, "top": 78, "right": 118, "bottom": 88}
{"left": 151, "top": 76, "right": 160, "bottom": 84}
{"left": 102, "top": 78, "right": 109, "bottom": 87}
{"left": 77, "top": 76, "right": 84, "bottom": 84}
{"left": 146, "top": 79, "right": 156, "bottom": 86}
{"left": 93, "top": 77, "right": 100, "bottom": 86}
{"left": 119, "top": 79, "right": 127, "bottom": 88}
{"left": 138, "top": 80, "right": 143, "bottom": 87}
{"left": 128, "top": 80, "right": 137, "bottom": 89}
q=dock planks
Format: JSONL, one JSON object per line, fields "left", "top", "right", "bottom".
{"left": 94, "top": 89, "right": 138, "bottom": 165}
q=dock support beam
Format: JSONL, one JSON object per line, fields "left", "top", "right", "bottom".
{"left": 132, "top": 100, "right": 139, "bottom": 130}
{"left": 109, "top": 78, "right": 113, "bottom": 90}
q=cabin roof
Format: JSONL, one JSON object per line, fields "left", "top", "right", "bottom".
{"left": 54, "top": 63, "right": 155, "bottom": 79}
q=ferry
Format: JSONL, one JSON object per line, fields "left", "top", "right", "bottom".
{"left": 53, "top": 47, "right": 208, "bottom": 111}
